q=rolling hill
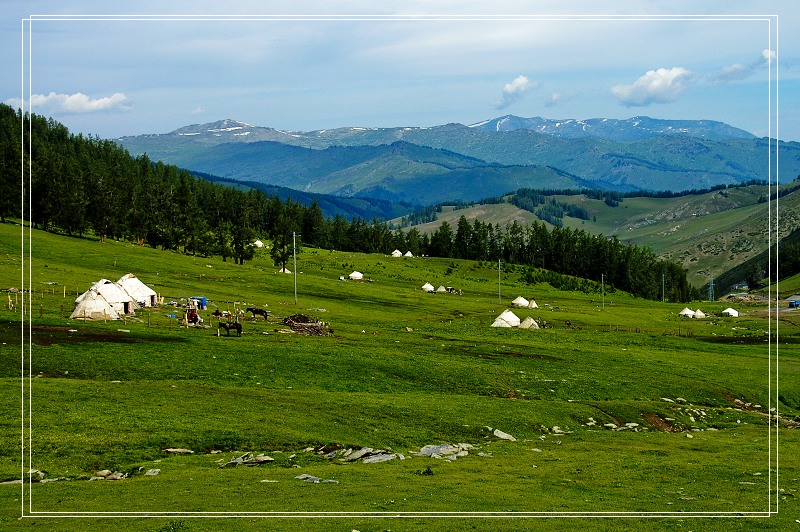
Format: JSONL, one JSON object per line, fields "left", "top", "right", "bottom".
{"left": 392, "top": 182, "right": 800, "bottom": 288}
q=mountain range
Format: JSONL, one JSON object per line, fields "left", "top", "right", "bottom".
{"left": 117, "top": 115, "right": 800, "bottom": 206}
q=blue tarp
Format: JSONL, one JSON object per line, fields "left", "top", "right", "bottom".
{"left": 189, "top": 296, "right": 207, "bottom": 310}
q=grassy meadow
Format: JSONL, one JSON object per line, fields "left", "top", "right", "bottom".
{"left": 1, "top": 221, "right": 798, "bottom": 531}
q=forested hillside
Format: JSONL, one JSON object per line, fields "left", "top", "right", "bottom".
{"left": 0, "top": 104, "right": 698, "bottom": 301}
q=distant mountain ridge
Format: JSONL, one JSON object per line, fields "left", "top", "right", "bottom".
{"left": 116, "top": 115, "right": 799, "bottom": 205}
{"left": 467, "top": 115, "right": 758, "bottom": 142}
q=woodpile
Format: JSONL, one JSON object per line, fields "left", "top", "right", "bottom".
{"left": 281, "top": 314, "right": 333, "bottom": 336}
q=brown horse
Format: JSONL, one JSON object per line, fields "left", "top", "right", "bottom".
{"left": 220, "top": 322, "right": 242, "bottom": 337}
{"left": 246, "top": 307, "right": 269, "bottom": 320}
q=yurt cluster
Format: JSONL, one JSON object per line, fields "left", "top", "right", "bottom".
{"left": 70, "top": 274, "right": 159, "bottom": 320}
{"left": 491, "top": 296, "right": 541, "bottom": 329}
{"left": 679, "top": 307, "right": 740, "bottom": 319}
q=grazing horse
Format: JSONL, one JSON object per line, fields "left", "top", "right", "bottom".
{"left": 246, "top": 307, "right": 269, "bottom": 320}
{"left": 220, "top": 322, "right": 242, "bottom": 337}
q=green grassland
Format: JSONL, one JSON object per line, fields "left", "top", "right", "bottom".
{"left": 1, "top": 222, "right": 798, "bottom": 531}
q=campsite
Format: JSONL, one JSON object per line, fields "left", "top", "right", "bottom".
{"left": 1, "top": 220, "right": 798, "bottom": 531}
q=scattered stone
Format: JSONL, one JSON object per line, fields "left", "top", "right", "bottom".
{"left": 144, "top": 469, "right": 160, "bottom": 476}
{"left": 342, "top": 447, "right": 374, "bottom": 462}
{"left": 106, "top": 472, "right": 125, "bottom": 480}
{"left": 295, "top": 474, "right": 339, "bottom": 484}
{"left": 362, "top": 453, "right": 398, "bottom": 464}
{"left": 95, "top": 470, "right": 112, "bottom": 477}
{"left": 477, "top": 452, "right": 493, "bottom": 458}
{"left": 223, "top": 452, "right": 275, "bottom": 467}
{"left": 493, "top": 429, "right": 516, "bottom": 441}
{"left": 417, "top": 444, "right": 459, "bottom": 457}
{"left": 685, "top": 434, "right": 694, "bottom": 439}
{"left": 164, "top": 448, "right": 194, "bottom": 454}
{"left": 676, "top": 397, "right": 687, "bottom": 403}
{"left": 260, "top": 479, "right": 278, "bottom": 483}
{"left": 661, "top": 398, "right": 675, "bottom": 403}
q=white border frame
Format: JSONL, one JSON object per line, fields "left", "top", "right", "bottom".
{"left": 18, "top": 12, "right": 780, "bottom": 521}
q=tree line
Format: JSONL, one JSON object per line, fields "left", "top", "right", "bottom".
{"left": 1, "top": 104, "right": 698, "bottom": 300}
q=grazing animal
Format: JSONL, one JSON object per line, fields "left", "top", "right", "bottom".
{"left": 246, "top": 307, "right": 269, "bottom": 320}
{"left": 220, "top": 322, "right": 242, "bottom": 337}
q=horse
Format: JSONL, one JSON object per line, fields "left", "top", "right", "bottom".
{"left": 220, "top": 321, "right": 242, "bottom": 337}
{"left": 246, "top": 307, "right": 269, "bottom": 320}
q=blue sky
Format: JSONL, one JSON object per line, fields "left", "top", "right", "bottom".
{"left": 2, "top": 1, "right": 796, "bottom": 142}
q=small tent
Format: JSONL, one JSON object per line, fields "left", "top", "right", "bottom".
{"left": 421, "top": 282, "right": 435, "bottom": 292}
{"left": 117, "top": 273, "right": 157, "bottom": 307}
{"left": 404, "top": 251, "right": 414, "bottom": 257}
{"left": 278, "top": 267, "right": 292, "bottom": 274}
{"left": 722, "top": 308, "right": 739, "bottom": 317}
{"left": 349, "top": 271, "right": 364, "bottom": 281}
{"left": 519, "top": 316, "right": 540, "bottom": 329}
{"left": 491, "top": 309, "right": 521, "bottom": 328}
{"left": 70, "top": 287, "right": 120, "bottom": 320}
{"left": 253, "top": 240, "right": 264, "bottom": 248}
{"left": 528, "top": 299, "right": 539, "bottom": 309}
{"left": 679, "top": 307, "right": 695, "bottom": 318}
{"left": 391, "top": 249, "right": 403, "bottom": 258}
{"left": 511, "top": 296, "right": 529, "bottom": 308}
{"left": 692, "top": 309, "right": 706, "bottom": 319}
{"left": 79, "top": 279, "right": 138, "bottom": 315}
{"left": 436, "top": 285, "right": 447, "bottom": 293}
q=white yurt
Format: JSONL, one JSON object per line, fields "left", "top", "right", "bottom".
{"left": 679, "top": 307, "right": 695, "bottom": 318}
{"left": 278, "top": 267, "right": 292, "bottom": 274}
{"left": 391, "top": 249, "right": 403, "bottom": 258}
{"left": 349, "top": 271, "right": 364, "bottom": 281}
{"left": 70, "top": 287, "right": 121, "bottom": 320}
{"left": 519, "top": 316, "right": 540, "bottom": 329}
{"left": 528, "top": 299, "right": 539, "bottom": 309}
{"left": 722, "top": 308, "right": 739, "bottom": 317}
{"left": 117, "top": 273, "right": 157, "bottom": 307}
{"left": 511, "top": 296, "right": 529, "bottom": 308}
{"left": 436, "top": 285, "right": 447, "bottom": 293}
{"left": 421, "top": 282, "right": 435, "bottom": 292}
{"left": 491, "top": 309, "right": 521, "bottom": 328}
{"left": 692, "top": 309, "right": 706, "bottom": 319}
{"left": 253, "top": 240, "right": 264, "bottom": 248}
{"left": 404, "top": 251, "right": 414, "bottom": 257}
{"left": 79, "top": 279, "right": 138, "bottom": 315}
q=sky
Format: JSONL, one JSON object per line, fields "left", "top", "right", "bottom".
{"left": 1, "top": 1, "right": 797, "bottom": 142}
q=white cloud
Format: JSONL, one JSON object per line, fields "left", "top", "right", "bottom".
{"left": 611, "top": 67, "right": 693, "bottom": 107}
{"left": 496, "top": 74, "right": 539, "bottom": 110}
{"left": 544, "top": 92, "right": 562, "bottom": 108}
{"left": 191, "top": 106, "right": 206, "bottom": 114}
{"left": 711, "top": 49, "right": 776, "bottom": 84}
{"left": 22, "top": 92, "right": 130, "bottom": 113}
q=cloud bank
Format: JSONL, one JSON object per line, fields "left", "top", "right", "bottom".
{"left": 611, "top": 67, "right": 693, "bottom": 107}
{"left": 4, "top": 92, "right": 130, "bottom": 113}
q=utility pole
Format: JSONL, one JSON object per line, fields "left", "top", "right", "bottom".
{"left": 293, "top": 232, "right": 298, "bottom": 305}
{"left": 498, "top": 259, "right": 501, "bottom": 305}
{"left": 602, "top": 273, "right": 605, "bottom": 310}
